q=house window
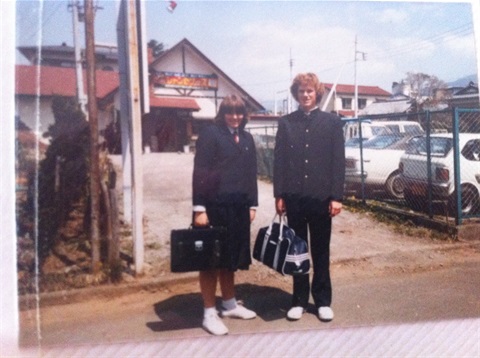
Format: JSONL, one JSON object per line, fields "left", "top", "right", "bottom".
{"left": 358, "top": 98, "right": 367, "bottom": 109}
{"left": 342, "top": 98, "right": 352, "bottom": 109}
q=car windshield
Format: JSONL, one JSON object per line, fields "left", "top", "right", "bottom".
{"left": 371, "top": 126, "right": 390, "bottom": 135}
{"left": 345, "top": 137, "right": 368, "bottom": 147}
{"left": 362, "top": 135, "right": 404, "bottom": 149}
{"left": 404, "top": 125, "right": 424, "bottom": 134}
{"left": 405, "top": 137, "right": 452, "bottom": 157}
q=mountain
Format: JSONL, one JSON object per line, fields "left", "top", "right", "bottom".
{"left": 448, "top": 74, "right": 478, "bottom": 87}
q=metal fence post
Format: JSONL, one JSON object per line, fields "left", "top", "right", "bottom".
{"left": 425, "top": 111, "right": 433, "bottom": 218}
{"left": 358, "top": 117, "right": 366, "bottom": 203}
{"left": 453, "top": 108, "right": 462, "bottom": 225}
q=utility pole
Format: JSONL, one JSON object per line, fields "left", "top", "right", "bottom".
{"left": 117, "top": 0, "right": 148, "bottom": 275}
{"left": 354, "top": 35, "right": 367, "bottom": 118}
{"left": 289, "top": 48, "right": 294, "bottom": 113}
{"left": 69, "top": 1, "right": 87, "bottom": 114}
{"left": 84, "top": 0, "right": 101, "bottom": 273}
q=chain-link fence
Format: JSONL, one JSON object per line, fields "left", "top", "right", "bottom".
{"left": 247, "top": 125, "right": 277, "bottom": 180}
{"left": 248, "top": 107, "right": 480, "bottom": 226}
{"left": 345, "top": 109, "right": 480, "bottom": 224}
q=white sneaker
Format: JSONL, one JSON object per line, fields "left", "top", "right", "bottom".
{"left": 202, "top": 312, "right": 228, "bottom": 336}
{"left": 318, "top": 306, "right": 334, "bottom": 321}
{"left": 221, "top": 305, "right": 257, "bottom": 320}
{"left": 286, "top": 306, "right": 305, "bottom": 320}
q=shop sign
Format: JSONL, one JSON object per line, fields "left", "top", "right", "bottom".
{"left": 152, "top": 71, "right": 218, "bottom": 90}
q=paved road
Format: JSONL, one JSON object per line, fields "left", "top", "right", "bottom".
{"left": 18, "top": 260, "right": 480, "bottom": 356}
{"left": 17, "top": 153, "right": 480, "bottom": 357}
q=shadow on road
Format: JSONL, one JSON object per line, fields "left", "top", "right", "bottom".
{"left": 146, "top": 283, "right": 314, "bottom": 332}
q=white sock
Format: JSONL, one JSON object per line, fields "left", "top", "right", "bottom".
{"left": 222, "top": 297, "right": 237, "bottom": 311}
{"left": 204, "top": 307, "right": 217, "bottom": 317}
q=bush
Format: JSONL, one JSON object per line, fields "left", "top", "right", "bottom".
{"left": 34, "top": 96, "right": 90, "bottom": 263}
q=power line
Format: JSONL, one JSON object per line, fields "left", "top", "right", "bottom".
{"left": 19, "top": 1, "right": 64, "bottom": 44}
{"left": 370, "top": 23, "right": 474, "bottom": 61}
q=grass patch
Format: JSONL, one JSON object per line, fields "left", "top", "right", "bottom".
{"left": 343, "top": 198, "right": 456, "bottom": 241}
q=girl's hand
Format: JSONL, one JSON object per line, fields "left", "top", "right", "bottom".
{"left": 194, "top": 211, "right": 209, "bottom": 227}
{"left": 250, "top": 209, "right": 256, "bottom": 223}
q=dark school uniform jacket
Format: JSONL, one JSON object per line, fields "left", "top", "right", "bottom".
{"left": 193, "top": 123, "right": 258, "bottom": 208}
{"left": 273, "top": 108, "right": 345, "bottom": 202}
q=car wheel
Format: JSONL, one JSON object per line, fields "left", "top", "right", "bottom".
{"left": 449, "top": 184, "right": 480, "bottom": 216}
{"left": 386, "top": 171, "right": 404, "bottom": 199}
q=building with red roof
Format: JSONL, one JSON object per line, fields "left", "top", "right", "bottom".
{"left": 15, "top": 64, "right": 119, "bottom": 142}
{"left": 15, "top": 38, "right": 266, "bottom": 152}
{"left": 322, "top": 83, "right": 391, "bottom": 117}
{"left": 15, "top": 38, "right": 395, "bottom": 150}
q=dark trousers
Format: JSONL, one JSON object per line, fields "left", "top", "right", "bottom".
{"left": 285, "top": 197, "right": 332, "bottom": 308}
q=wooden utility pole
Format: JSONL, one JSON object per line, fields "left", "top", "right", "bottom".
{"left": 84, "top": 0, "right": 101, "bottom": 273}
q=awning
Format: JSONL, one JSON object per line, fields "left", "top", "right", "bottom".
{"left": 149, "top": 96, "right": 201, "bottom": 111}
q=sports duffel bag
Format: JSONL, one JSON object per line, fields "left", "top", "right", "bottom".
{"left": 253, "top": 214, "right": 310, "bottom": 276}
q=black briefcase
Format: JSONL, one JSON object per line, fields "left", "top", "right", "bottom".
{"left": 170, "top": 226, "right": 228, "bottom": 272}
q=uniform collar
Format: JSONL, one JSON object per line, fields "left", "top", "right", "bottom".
{"left": 302, "top": 106, "right": 319, "bottom": 116}
{"left": 227, "top": 126, "right": 239, "bottom": 134}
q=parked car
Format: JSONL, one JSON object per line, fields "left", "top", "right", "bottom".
{"left": 399, "top": 133, "right": 480, "bottom": 215}
{"left": 345, "top": 134, "right": 421, "bottom": 199}
{"left": 345, "top": 136, "right": 369, "bottom": 147}
{"left": 344, "top": 120, "right": 424, "bottom": 141}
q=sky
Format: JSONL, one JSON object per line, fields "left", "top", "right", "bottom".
{"left": 15, "top": 0, "right": 480, "bottom": 108}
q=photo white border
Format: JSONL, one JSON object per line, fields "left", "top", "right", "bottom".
{"left": 2, "top": 0, "right": 480, "bottom": 356}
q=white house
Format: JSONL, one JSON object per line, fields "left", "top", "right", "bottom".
{"left": 321, "top": 83, "right": 391, "bottom": 117}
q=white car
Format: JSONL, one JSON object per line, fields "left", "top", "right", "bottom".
{"left": 399, "top": 133, "right": 480, "bottom": 215}
{"left": 344, "top": 120, "right": 424, "bottom": 141}
{"left": 345, "top": 134, "right": 421, "bottom": 199}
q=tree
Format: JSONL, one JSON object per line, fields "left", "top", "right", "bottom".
{"left": 147, "top": 39, "right": 165, "bottom": 58}
{"left": 401, "top": 72, "right": 449, "bottom": 111}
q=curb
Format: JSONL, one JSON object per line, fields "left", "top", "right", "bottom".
{"left": 19, "top": 241, "right": 480, "bottom": 311}
{"left": 18, "top": 272, "right": 198, "bottom": 311}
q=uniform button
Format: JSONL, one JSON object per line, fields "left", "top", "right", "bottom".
{"left": 304, "top": 175, "right": 308, "bottom": 179}
{"left": 306, "top": 129, "right": 309, "bottom": 133}
{"left": 305, "top": 159, "right": 308, "bottom": 163}
{"left": 305, "top": 144, "right": 309, "bottom": 148}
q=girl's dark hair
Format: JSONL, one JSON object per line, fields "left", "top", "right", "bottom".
{"left": 215, "top": 95, "right": 249, "bottom": 128}
{"left": 290, "top": 72, "right": 325, "bottom": 104}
